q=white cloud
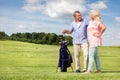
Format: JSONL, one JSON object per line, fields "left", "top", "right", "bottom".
{"left": 23, "top": 0, "right": 44, "bottom": 12}
{"left": 0, "top": 16, "right": 68, "bottom": 35}
{"left": 25, "top": 0, "right": 40, "bottom": 4}
{"left": 115, "top": 17, "right": 120, "bottom": 23}
{"left": 23, "top": 0, "right": 86, "bottom": 18}
{"left": 89, "top": 1, "right": 107, "bottom": 10}
{"left": 44, "top": 0, "right": 86, "bottom": 18}
{"left": 115, "top": 17, "right": 120, "bottom": 26}
{"left": 102, "top": 27, "right": 120, "bottom": 46}
{"left": 23, "top": 4, "right": 44, "bottom": 12}
{"left": 18, "top": 24, "right": 27, "bottom": 29}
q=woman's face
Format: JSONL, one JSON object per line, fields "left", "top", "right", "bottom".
{"left": 90, "top": 14, "right": 95, "bottom": 20}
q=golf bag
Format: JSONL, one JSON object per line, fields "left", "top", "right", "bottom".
{"left": 56, "top": 35, "right": 73, "bottom": 72}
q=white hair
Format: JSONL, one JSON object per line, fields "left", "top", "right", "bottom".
{"left": 90, "top": 10, "right": 102, "bottom": 22}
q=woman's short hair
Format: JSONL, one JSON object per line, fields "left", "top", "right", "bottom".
{"left": 90, "top": 10, "right": 102, "bottom": 21}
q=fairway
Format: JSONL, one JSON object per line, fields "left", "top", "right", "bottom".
{"left": 0, "top": 40, "right": 120, "bottom": 80}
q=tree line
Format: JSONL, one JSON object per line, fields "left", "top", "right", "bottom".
{"left": 0, "top": 31, "right": 73, "bottom": 45}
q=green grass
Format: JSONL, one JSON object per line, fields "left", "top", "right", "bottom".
{"left": 0, "top": 40, "right": 120, "bottom": 80}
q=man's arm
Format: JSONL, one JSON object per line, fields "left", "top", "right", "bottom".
{"left": 62, "top": 30, "right": 72, "bottom": 34}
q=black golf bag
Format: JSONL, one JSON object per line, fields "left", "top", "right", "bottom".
{"left": 56, "top": 35, "right": 73, "bottom": 72}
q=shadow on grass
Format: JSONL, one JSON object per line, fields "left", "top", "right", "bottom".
{"left": 102, "top": 70, "right": 120, "bottom": 73}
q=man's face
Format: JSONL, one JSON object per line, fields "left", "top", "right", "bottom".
{"left": 90, "top": 14, "right": 95, "bottom": 20}
{"left": 74, "top": 13, "right": 82, "bottom": 21}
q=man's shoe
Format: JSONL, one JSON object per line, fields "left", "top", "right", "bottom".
{"left": 82, "top": 69, "right": 87, "bottom": 72}
{"left": 75, "top": 70, "right": 80, "bottom": 73}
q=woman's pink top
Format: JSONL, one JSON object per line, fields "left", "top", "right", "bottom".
{"left": 87, "top": 20, "right": 102, "bottom": 47}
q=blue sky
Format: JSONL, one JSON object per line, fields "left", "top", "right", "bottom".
{"left": 0, "top": 0, "right": 120, "bottom": 46}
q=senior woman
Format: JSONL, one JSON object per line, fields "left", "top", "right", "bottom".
{"left": 85, "top": 10, "right": 106, "bottom": 73}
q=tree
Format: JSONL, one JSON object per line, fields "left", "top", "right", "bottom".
{"left": 47, "top": 33, "right": 57, "bottom": 44}
{"left": 0, "top": 31, "right": 7, "bottom": 40}
{"left": 65, "top": 36, "right": 73, "bottom": 45}
{"left": 8, "top": 32, "right": 73, "bottom": 45}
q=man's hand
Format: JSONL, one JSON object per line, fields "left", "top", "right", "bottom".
{"left": 62, "top": 30, "right": 72, "bottom": 34}
{"left": 62, "top": 30, "right": 67, "bottom": 34}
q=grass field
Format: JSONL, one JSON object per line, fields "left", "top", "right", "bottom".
{"left": 0, "top": 40, "right": 120, "bottom": 80}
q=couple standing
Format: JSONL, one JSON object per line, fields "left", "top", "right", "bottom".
{"left": 62, "top": 10, "right": 106, "bottom": 73}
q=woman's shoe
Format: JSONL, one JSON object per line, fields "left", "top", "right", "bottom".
{"left": 83, "top": 70, "right": 91, "bottom": 74}
{"left": 95, "top": 70, "right": 101, "bottom": 73}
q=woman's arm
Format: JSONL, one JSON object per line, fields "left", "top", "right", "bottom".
{"left": 94, "top": 23, "right": 106, "bottom": 37}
